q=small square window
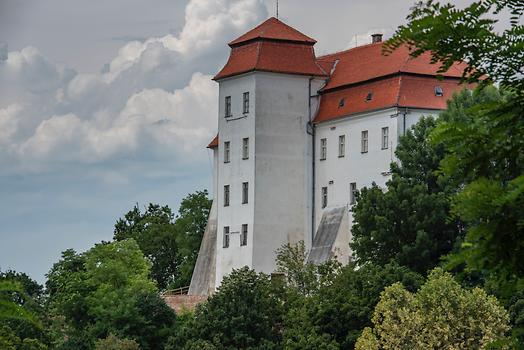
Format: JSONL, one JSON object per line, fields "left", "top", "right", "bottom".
{"left": 242, "top": 138, "right": 249, "bottom": 159}
{"left": 225, "top": 96, "right": 232, "bottom": 117}
{"left": 223, "top": 226, "right": 230, "bottom": 248}
{"left": 243, "top": 92, "right": 250, "bottom": 114}
{"left": 381, "top": 127, "right": 389, "bottom": 150}
{"left": 361, "top": 130, "right": 368, "bottom": 153}
{"left": 224, "top": 141, "right": 230, "bottom": 163}
{"left": 338, "top": 135, "right": 345, "bottom": 158}
{"left": 320, "top": 138, "right": 327, "bottom": 160}
{"left": 435, "top": 86, "right": 444, "bottom": 97}
{"left": 321, "top": 187, "right": 328, "bottom": 209}
{"left": 242, "top": 182, "right": 249, "bottom": 204}
{"left": 240, "top": 224, "right": 248, "bottom": 246}
{"left": 224, "top": 185, "right": 230, "bottom": 207}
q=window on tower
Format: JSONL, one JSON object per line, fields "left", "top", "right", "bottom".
{"left": 224, "top": 185, "right": 230, "bottom": 207}
{"left": 243, "top": 92, "right": 250, "bottom": 114}
{"left": 361, "top": 130, "right": 368, "bottom": 153}
{"left": 338, "top": 135, "right": 345, "bottom": 157}
{"left": 242, "top": 138, "right": 249, "bottom": 159}
{"left": 241, "top": 224, "right": 248, "bottom": 246}
{"left": 320, "top": 138, "right": 327, "bottom": 160}
{"left": 224, "top": 141, "right": 230, "bottom": 163}
{"left": 381, "top": 127, "right": 389, "bottom": 149}
{"left": 225, "top": 96, "right": 232, "bottom": 117}
{"left": 321, "top": 187, "right": 328, "bottom": 208}
{"left": 242, "top": 182, "right": 249, "bottom": 204}
{"left": 223, "top": 226, "right": 230, "bottom": 248}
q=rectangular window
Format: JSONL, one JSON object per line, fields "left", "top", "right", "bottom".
{"left": 338, "top": 135, "right": 345, "bottom": 158}
{"left": 223, "top": 226, "right": 230, "bottom": 248}
{"left": 225, "top": 96, "right": 232, "bottom": 117}
{"left": 242, "top": 138, "right": 249, "bottom": 159}
{"left": 223, "top": 185, "right": 230, "bottom": 207}
{"left": 224, "top": 141, "right": 230, "bottom": 163}
{"left": 321, "top": 187, "right": 328, "bottom": 209}
{"left": 361, "top": 130, "right": 368, "bottom": 153}
{"left": 242, "top": 182, "right": 249, "bottom": 204}
{"left": 350, "top": 182, "right": 357, "bottom": 205}
{"left": 241, "top": 224, "right": 248, "bottom": 246}
{"left": 320, "top": 138, "right": 327, "bottom": 160}
{"left": 381, "top": 127, "right": 389, "bottom": 150}
{"left": 243, "top": 92, "right": 249, "bottom": 114}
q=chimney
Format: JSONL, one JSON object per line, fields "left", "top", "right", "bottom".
{"left": 371, "top": 34, "right": 383, "bottom": 44}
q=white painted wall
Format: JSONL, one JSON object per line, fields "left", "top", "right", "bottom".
{"left": 215, "top": 73, "right": 257, "bottom": 287}
{"left": 252, "top": 72, "right": 317, "bottom": 274}
{"left": 313, "top": 106, "right": 440, "bottom": 259}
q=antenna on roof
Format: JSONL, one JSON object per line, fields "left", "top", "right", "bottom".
{"left": 276, "top": 0, "right": 279, "bottom": 19}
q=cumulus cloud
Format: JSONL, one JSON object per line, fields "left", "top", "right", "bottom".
{"left": 0, "top": 0, "right": 268, "bottom": 174}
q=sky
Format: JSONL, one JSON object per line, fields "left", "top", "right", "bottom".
{"left": 0, "top": 0, "right": 479, "bottom": 283}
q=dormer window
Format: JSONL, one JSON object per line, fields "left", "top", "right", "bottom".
{"left": 435, "top": 86, "right": 444, "bottom": 97}
{"left": 366, "top": 92, "right": 373, "bottom": 101}
{"left": 339, "top": 98, "right": 345, "bottom": 108}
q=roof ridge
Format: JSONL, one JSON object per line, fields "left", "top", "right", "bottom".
{"left": 317, "top": 42, "right": 382, "bottom": 59}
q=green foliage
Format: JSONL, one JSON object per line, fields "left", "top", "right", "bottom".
{"left": 351, "top": 116, "right": 463, "bottom": 274}
{"left": 172, "top": 190, "right": 212, "bottom": 289}
{"left": 114, "top": 190, "right": 211, "bottom": 290}
{"left": 178, "top": 267, "right": 283, "bottom": 349}
{"left": 46, "top": 240, "right": 176, "bottom": 350}
{"left": 114, "top": 203, "right": 179, "bottom": 290}
{"left": 359, "top": 268, "right": 510, "bottom": 349}
{"left": 94, "top": 334, "right": 140, "bottom": 350}
{"left": 283, "top": 263, "right": 423, "bottom": 349}
{"left": 275, "top": 241, "right": 341, "bottom": 296}
{"left": 385, "top": 0, "right": 524, "bottom": 101}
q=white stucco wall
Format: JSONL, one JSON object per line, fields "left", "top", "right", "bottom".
{"left": 252, "top": 72, "right": 317, "bottom": 275}
{"left": 215, "top": 74, "right": 257, "bottom": 287}
{"left": 313, "top": 106, "right": 440, "bottom": 260}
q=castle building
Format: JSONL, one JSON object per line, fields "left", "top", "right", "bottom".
{"left": 188, "top": 17, "right": 469, "bottom": 295}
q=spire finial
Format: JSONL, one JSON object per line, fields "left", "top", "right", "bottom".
{"left": 276, "top": 0, "right": 279, "bottom": 19}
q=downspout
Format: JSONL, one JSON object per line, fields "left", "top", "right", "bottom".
{"left": 307, "top": 77, "right": 316, "bottom": 245}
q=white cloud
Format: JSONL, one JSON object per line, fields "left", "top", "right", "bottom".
{"left": 0, "top": 0, "right": 267, "bottom": 173}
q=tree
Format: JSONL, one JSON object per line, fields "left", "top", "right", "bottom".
{"left": 385, "top": 0, "right": 524, "bottom": 101}
{"left": 385, "top": 0, "right": 524, "bottom": 281}
{"left": 275, "top": 241, "right": 341, "bottom": 296}
{"left": 351, "top": 116, "right": 463, "bottom": 274}
{"left": 177, "top": 267, "right": 283, "bottom": 349}
{"left": 0, "top": 281, "right": 47, "bottom": 349}
{"left": 113, "top": 190, "right": 211, "bottom": 290}
{"left": 114, "top": 203, "right": 179, "bottom": 290}
{"left": 357, "top": 268, "right": 510, "bottom": 349}
{"left": 283, "top": 263, "right": 423, "bottom": 349}
{"left": 172, "top": 190, "right": 212, "bottom": 289}
{"left": 46, "top": 240, "right": 176, "bottom": 350}
{"left": 94, "top": 334, "right": 140, "bottom": 350}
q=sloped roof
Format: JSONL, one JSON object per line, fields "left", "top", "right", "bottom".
{"left": 314, "top": 75, "right": 470, "bottom": 123}
{"left": 207, "top": 134, "right": 219, "bottom": 149}
{"left": 229, "top": 17, "right": 316, "bottom": 47}
{"left": 319, "top": 42, "right": 467, "bottom": 91}
{"left": 214, "top": 39, "right": 327, "bottom": 80}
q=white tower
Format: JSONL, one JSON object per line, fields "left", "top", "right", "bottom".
{"left": 210, "top": 17, "right": 328, "bottom": 287}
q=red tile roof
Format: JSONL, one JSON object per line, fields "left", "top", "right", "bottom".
{"left": 229, "top": 17, "right": 316, "bottom": 47}
{"left": 207, "top": 134, "right": 218, "bottom": 149}
{"left": 314, "top": 75, "right": 469, "bottom": 123}
{"left": 319, "top": 43, "right": 467, "bottom": 92}
{"left": 214, "top": 40, "right": 327, "bottom": 80}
